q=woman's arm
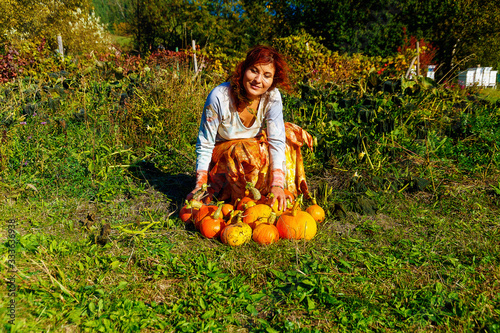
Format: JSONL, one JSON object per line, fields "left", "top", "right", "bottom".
{"left": 187, "top": 88, "right": 222, "bottom": 200}
{"left": 265, "top": 89, "right": 287, "bottom": 184}
{"left": 265, "top": 89, "right": 288, "bottom": 210}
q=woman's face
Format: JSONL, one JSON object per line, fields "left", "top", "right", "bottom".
{"left": 242, "top": 62, "right": 275, "bottom": 101}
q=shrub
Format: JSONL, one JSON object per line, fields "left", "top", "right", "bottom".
{"left": 1, "top": 0, "right": 111, "bottom": 56}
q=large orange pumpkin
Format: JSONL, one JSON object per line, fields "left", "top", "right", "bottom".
{"left": 220, "top": 222, "right": 252, "bottom": 246}
{"left": 276, "top": 201, "right": 317, "bottom": 240}
{"left": 252, "top": 223, "right": 280, "bottom": 245}
{"left": 242, "top": 204, "right": 273, "bottom": 229}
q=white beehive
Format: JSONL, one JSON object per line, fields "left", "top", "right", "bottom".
{"left": 458, "top": 67, "right": 498, "bottom": 87}
{"left": 489, "top": 71, "right": 498, "bottom": 87}
{"left": 458, "top": 69, "right": 476, "bottom": 87}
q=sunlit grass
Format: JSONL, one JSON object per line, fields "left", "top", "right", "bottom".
{"left": 1, "top": 56, "right": 499, "bottom": 332}
{"left": 480, "top": 87, "right": 500, "bottom": 103}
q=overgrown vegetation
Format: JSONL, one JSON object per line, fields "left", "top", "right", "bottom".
{"left": 0, "top": 39, "right": 499, "bottom": 332}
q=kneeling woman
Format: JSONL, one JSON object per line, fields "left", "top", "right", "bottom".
{"left": 187, "top": 45, "right": 313, "bottom": 212}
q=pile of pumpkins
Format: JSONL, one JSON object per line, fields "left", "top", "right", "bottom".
{"left": 179, "top": 183, "right": 325, "bottom": 246}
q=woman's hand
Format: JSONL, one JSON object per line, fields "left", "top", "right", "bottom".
{"left": 268, "top": 186, "right": 287, "bottom": 212}
{"left": 187, "top": 170, "right": 209, "bottom": 202}
{"left": 186, "top": 184, "right": 211, "bottom": 203}
{"left": 186, "top": 187, "right": 201, "bottom": 201}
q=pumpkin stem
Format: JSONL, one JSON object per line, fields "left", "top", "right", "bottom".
{"left": 268, "top": 211, "right": 277, "bottom": 225}
{"left": 193, "top": 183, "right": 209, "bottom": 201}
{"left": 291, "top": 199, "right": 301, "bottom": 217}
{"left": 311, "top": 190, "right": 318, "bottom": 206}
{"left": 190, "top": 199, "right": 204, "bottom": 209}
{"left": 245, "top": 182, "right": 262, "bottom": 201}
{"left": 229, "top": 210, "right": 243, "bottom": 224}
{"left": 213, "top": 202, "right": 224, "bottom": 220}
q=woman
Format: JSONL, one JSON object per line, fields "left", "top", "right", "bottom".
{"left": 187, "top": 45, "right": 313, "bottom": 211}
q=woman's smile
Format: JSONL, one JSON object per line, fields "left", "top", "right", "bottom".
{"left": 243, "top": 62, "right": 275, "bottom": 100}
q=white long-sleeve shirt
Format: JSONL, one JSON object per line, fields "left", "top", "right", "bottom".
{"left": 195, "top": 82, "right": 286, "bottom": 173}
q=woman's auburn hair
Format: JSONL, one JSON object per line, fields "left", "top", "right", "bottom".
{"left": 230, "top": 45, "right": 291, "bottom": 107}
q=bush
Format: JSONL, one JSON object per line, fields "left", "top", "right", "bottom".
{"left": 1, "top": 0, "right": 111, "bottom": 56}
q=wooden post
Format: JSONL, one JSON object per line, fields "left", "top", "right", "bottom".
{"left": 192, "top": 40, "right": 198, "bottom": 73}
{"left": 57, "top": 35, "right": 64, "bottom": 58}
{"left": 175, "top": 47, "right": 179, "bottom": 77}
{"left": 416, "top": 41, "right": 420, "bottom": 76}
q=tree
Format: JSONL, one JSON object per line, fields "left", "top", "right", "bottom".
{"left": 128, "top": 0, "right": 278, "bottom": 55}
{"left": 0, "top": 0, "right": 111, "bottom": 54}
{"left": 268, "top": 0, "right": 405, "bottom": 57}
{"left": 92, "top": 0, "right": 132, "bottom": 32}
{"left": 398, "top": 0, "right": 500, "bottom": 76}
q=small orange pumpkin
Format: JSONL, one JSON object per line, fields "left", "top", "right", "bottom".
{"left": 284, "top": 188, "right": 295, "bottom": 202}
{"left": 221, "top": 203, "right": 234, "bottom": 218}
{"left": 193, "top": 204, "right": 218, "bottom": 230}
{"left": 200, "top": 217, "right": 226, "bottom": 239}
{"left": 199, "top": 204, "right": 226, "bottom": 238}
{"left": 242, "top": 204, "right": 273, "bottom": 229}
{"left": 235, "top": 196, "right": 255, "bottom": 211}
{"left": 306, "top": 197, "right": 325, "bottom": 223}
{"left": 252, "top": 223, "right": 280, "bottom": 245}
{"left": 179, "top": 200, "right": 203, "bottom": 223}
{"left": 220, "top": 222, "right": 252, "bottom": 246}
{"left": 266, "top": 193, "right": 290, "bottom": 216}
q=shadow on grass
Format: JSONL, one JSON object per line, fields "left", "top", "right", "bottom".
{"left": 128, "top": 161, "right": 194, "bottom": 205}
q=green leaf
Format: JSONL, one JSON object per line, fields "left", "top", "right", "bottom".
{"left": 307, "top": 296, "right": 316, "bottom": 311}
{"left": 117, "top": 281, "right": 128, "bottom": 289}
{"left": 201, "top": 310, "right": 214, "bottom": 319}
{"left": 249, "top": 293, "right": 266, "bottom": 302}
{"left": 199, "top": 297, "right": 207, "bottom": 310}
{"left": 266, "top": 327, "right": 280, "bottom": 333}
{"left": 270, "top": 269, "right": 286, "bottom": 281}
{"left": 246, "top": 304, "right": 259, "bottom": 316}
{"left": 301, "top": 279, "right": 315, "bottom": 287}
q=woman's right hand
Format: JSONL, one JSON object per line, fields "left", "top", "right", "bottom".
{"left": 186, "top": 186, "right": 203, "bottom": 201}
{"left": 187, "top": 170, "right": 209, "bottom": 201}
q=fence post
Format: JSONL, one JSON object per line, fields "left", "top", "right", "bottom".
{"left": 192, "top": 40, "right": 198, "bottom": 73}
{"left": 416, "top": 41, "right": 420, "bottom": 76}
{"left": 57, "top": 35, "right": 64, "bottom": 58}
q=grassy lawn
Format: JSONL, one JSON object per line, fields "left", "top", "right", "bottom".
{"left": 1, "top": 60, "right": 499, "bottom": 332}
{"left": 480, "top": 87, "right": 500, "bottom": 104}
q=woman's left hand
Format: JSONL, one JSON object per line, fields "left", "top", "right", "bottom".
{"left": 268, "top": 186, "right": 287, "bottom": 212}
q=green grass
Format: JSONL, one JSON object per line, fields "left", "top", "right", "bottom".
{"left": 1, "top": 57, "right": 500, "bottom": 332}
{"left": 480, "top": 87, "right": 500, "bottom": 104}
{"left": 111, "top": 34, "right": 134, "bottom": 52}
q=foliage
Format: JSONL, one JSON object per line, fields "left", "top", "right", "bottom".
{"left": 273, "top": 32, "right": 412, "bottom": 90}
{"left": 397, "top": 28, "right": 438, "bottom": 76}
{"left": 1, "top": 42, "right": 500, "bottom": 332}
{"left": 397, "top": 0, "right": 500, "bottom": 75}
{"left": 92, "top": 0, "right": 133, "bottom": 33}
{"left": 127, "top": 0, "right": 281, "bottom": 55}
{"left": 271, "top": 0, "right": 406, "bottom": 57}
{"left": 0, "top": 0, "right": 111, "bottom": 56}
